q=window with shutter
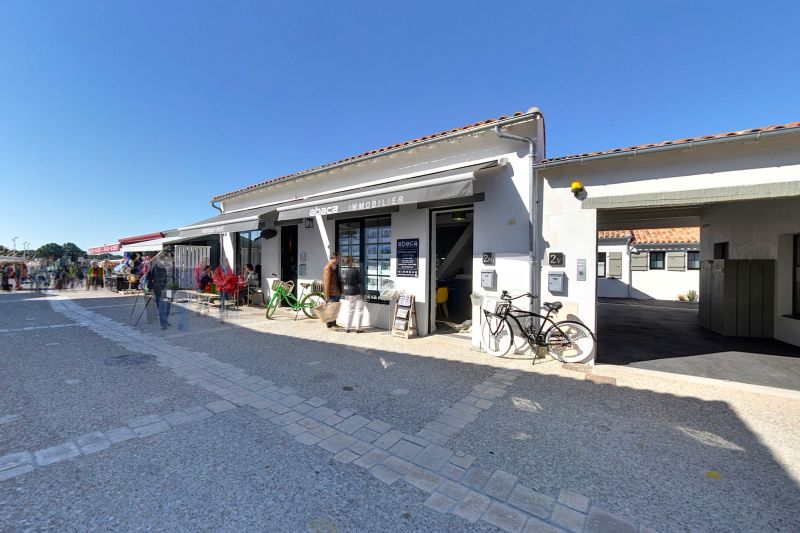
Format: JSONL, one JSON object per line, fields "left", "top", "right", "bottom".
{"left": 630, "top": 252, "right": 648, "bottom": 271}
{"left": 608, "top": 252, "right": 623, "bottom": 278}
{"left": 667, "top": 252, "right": 686, "bottom": 271}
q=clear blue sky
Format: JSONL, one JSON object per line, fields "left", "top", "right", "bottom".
{"left": 2, "top": 0, "right": 798, "bottom": 252}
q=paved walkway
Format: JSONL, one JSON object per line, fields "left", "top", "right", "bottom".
{"left": 2, "top": 290, "right": 799, "bottom": 532}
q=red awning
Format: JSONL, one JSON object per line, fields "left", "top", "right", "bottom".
{"left": 118, "top": 232, "right": 164, "bottom": 245}
{"left": 88, "top": 244, "right": 121, "bottom": 254}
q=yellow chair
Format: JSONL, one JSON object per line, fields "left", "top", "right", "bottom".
{"left": 436, "top": 287, "right": 449, "bottom": 319}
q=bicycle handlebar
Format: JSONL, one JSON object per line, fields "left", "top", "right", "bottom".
{"left": 500, "top": 290, "right": 538, "bottom": 301}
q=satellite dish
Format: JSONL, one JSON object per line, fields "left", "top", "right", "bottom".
{"left": 258, "top": 228, "right": 278, "bottom": 240}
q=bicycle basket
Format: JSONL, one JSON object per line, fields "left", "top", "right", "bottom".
{"left": 271, "top": 279, "right": 291, "bottom": 292}
{"left": 482, "top": 297, "right": 508, "bottom": 315}
{"left": 311, "top": 280, "right": 324, "bottom": 293}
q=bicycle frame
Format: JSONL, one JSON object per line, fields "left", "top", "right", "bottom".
{"left": 483, "top": 296, "right": 571, "bottom": 348}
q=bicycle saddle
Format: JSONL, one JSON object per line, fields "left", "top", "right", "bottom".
{"left": 543, "top": 301, "right": 563, "bottom": 312}
{"left": 300, "top": 282, "right": 311, "bottom": 288}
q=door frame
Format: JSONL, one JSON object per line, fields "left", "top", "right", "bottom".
{"left": 428, "top": 206, "right": 474, "bottom": 334}
{"left": 280, "top": 224, "right": 299, "bottom": 297}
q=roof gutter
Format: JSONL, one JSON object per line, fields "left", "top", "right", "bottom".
{"left": 535, "top": 125, "right": 800, "bottom": 170}
{"left": 212, "top": 111, "right": 540, "bottom": 202}
{"left": 211, "top": 200, "right": 222, "bottom": 213}
{"left": 494, "top": 107, "right": 542, "bottom": 313}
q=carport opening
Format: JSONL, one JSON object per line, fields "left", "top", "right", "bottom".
{"left": 595, "top": 212, "right": 800, "bottom": 390}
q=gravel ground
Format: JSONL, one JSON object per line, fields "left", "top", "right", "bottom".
{"left": 455, "top": 368, "right": 800, "bottom": 532}
{"left": 3, "top": 289, "right": 799, "bottom": 532}
{"left": 1, "top": 408, "right": 494, "bottom": 532}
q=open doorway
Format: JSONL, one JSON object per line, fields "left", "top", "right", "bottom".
{"left": 280, "top": 225, "right": 298, "bottom": 299}
{"left": 430, "top": 208, "right": 473, "bottom": 336}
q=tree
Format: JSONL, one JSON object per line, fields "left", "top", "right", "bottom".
{"left": 35, "top": 243, "right": 65, "bottom": 260}
{"left": 62, "top": 242, "right": 86, "bottom": 262}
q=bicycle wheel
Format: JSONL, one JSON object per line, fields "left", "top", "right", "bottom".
{"left": 481, "top": 315, "right": 514, "bottom": 357}
{"left": 301, "top": 292, "right": 325, "bottom": 319}
{"left": 544, "top": 321, "right": 595, "bottom": 363}
{"left": 266, "top": 294, "right": 281, "bottom": 319}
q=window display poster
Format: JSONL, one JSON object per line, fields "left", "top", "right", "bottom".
{"left": 396, "top": 238, "right": 419, "bottom": 277}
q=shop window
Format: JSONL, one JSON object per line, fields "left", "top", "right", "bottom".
{"left": 597, "top": 252, "right": 606, "bottom": 277}
{"left": 236, "top": 230, "right": 262, "bottom": 283}
{"left": 649, "top": 252, "right": 665, "bottom": 270}
{"left": 687, "top": 251, "right": 700, "bottom": 270}
{"left": 336, "top": 216, "right": 391, "bottom": 303}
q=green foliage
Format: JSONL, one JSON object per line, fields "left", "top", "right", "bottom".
{"left": 61, "top": 242, "right": 86, "bottom": 261}
{"left": 687, "top": 290, "right": 698, "bottom": 302}
{"left": 35, "top": 243, "right": 65, "bottom": 260}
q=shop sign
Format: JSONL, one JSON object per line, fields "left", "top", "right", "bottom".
{"left": 201, "top": 225, "right": 225, "bottom": 234}
{"left": 88, "top": 244, "right": 121, "bottom": 254}
{"left": 396, "top": 238, "right": 419, "bottom": 277}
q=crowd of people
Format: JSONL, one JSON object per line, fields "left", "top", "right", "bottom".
{"left": 1, "top": 260, "right": 116, "bottom": 292}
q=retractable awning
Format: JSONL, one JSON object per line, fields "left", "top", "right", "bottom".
{"left": 176, "top": 206, "right": 272, "bottom": 239}
{"left": 276, "top": 160, "right": 501, "bottom": 221}
{"left": 120, "top": 237, "right": 166, "bottom": 254}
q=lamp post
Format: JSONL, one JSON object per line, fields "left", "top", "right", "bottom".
{"left": 23, "top": 242, "right": 30, "bottom": 259}
{"left": 12, "top": 236, "right": 18, "bottom": 251}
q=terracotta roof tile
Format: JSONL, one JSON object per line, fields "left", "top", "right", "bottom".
{"left": 212, "top": 111, "right": 535, "bottom": 202}
{"left": 599, "top": 227, "right": 699, "bottom": 244}
{"left": 543, "top": 121, "right": 800, "bottom": 164}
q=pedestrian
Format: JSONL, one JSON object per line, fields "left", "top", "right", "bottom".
{"left": 87, "top": 262, "right": 103, "bottom": 290}
{"left": 322, "top": 251, "right": 342, "bottom": 328}
{"left": 13, "top": 263, "right": 22, "bottom": 290}
{"left": 340, "top": 255, "right": 364, "bottom": 333}
{"left": 147, "top": 251, "right": 174, "bottom": 329}
{"left": 213, "top": 259, "right": 237, "bottom": 313}
{"left": 1, "top": 264, "right": 10, "bottom": 292}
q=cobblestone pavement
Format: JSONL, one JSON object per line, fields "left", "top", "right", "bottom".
{"left": 2, "top": 290, "right": 799, "bottom": 532}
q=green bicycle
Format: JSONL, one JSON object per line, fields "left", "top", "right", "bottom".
{"left": 266, "top": 277, "right": 325, "bottom": 319}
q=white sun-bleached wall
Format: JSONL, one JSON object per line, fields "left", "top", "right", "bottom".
{"left": 218, "top": 119, "right": 542, "bottom": 334}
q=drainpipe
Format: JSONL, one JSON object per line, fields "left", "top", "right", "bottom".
{"left": 211, "top": 200, "right": 222, "bottom": 213}
{"left": 625, "top": 235, "right": 633, "bottom": 299}
{"left": 494, "top": 108, "right": 542, "bottom": 312}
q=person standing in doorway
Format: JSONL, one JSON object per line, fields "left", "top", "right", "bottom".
{"left": 322, "top": 251, "right": 342, "bottom": 328}
{"left": 340, "top": 255, "right": 364, "bottom": 333}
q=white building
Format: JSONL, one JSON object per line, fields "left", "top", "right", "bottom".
{"left": 182, "top": 111, "right": 800, "bottom": 358}
{"left": 597, "top": 228, "right": 700, "bottom": 301}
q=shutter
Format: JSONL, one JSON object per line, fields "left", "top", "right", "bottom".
{"left": 608, "top": 252, "right": 623, "bottom": 278}
{"left": 668, "top": 252, "right": 686, "bottom": 271}
{"left": 631, "top": 252, "right": 648, "bottom": 271}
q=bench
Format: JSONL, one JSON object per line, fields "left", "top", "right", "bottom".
{"left": 190, "top": 291, "right": 221, "bottom": 309}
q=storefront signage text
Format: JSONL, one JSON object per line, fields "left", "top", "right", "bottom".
{"left": 201, "top": 225, "right": 225, "bottom": 234}
{"left": 307, "top": 194, "right": 406, "bottom": 218}
{"left": 396, "top": 238, "right": 419, "bottom": 278}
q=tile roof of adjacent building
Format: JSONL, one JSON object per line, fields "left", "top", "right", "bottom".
{"left": 598, "top": 227, "right": 700, "bottom": 244}
{"left": 542, "top": 121, "right": 800, "bottom": 165}
{"left": 212, "top": 110, "right": 538, "bottom": 202}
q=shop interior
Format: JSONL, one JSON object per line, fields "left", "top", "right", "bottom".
{"left": 432, "top": 208, "right": 474, "bottom": 335}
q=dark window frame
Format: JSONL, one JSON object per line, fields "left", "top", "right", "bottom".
{"left": 335, "top": 215, "right": 392, "bottom": 304}
{"left": 649, "top": 251, "right": 665, "bottom": 270}
{"left": 235, "top": 230, "right": 262, "bottom": 284}
{"left": 687, "top": 251, "right": 700, "bottom": 270}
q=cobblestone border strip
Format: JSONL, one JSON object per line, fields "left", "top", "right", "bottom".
{"left": 0, "top": 323, "right": 80, "bottom": 334}
{"left": 0, "top": 400, "right": 238, "bottom": 482}
{"left": 43, "top": 297, "right": 650, "bottom": 532}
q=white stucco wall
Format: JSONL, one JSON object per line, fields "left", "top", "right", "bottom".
{"left": 540, "top": 134, "right": 800, "bottom": 349}
{"left": 216, "top": 117, "right": 543, "bottom": 340}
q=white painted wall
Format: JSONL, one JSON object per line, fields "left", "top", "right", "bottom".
{"left": 215, "top": 118, "right": 542, "bottom": 341}
{"left": 702, "top": 197, "right": 800, "bottom": 346}
{"left": 540, "top": 135, "right": 800, "bottom": 350}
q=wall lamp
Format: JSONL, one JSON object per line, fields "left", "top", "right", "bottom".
{"left": 571, "top": 180, "right": 587, "bottom": 200}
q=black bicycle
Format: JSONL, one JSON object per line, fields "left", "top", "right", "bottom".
{"left": 480, "top": 290, "right": 595, "bottom": 363}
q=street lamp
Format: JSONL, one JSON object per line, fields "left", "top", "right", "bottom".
{"left": 12, "top": 237, "right": 18, "bottom": 251}
{"left": 23, "top": 242, "right": 30, "bottom": 259}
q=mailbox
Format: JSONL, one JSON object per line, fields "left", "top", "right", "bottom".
{"left": 548, "top": 272, "right": 565, "bottom": 294}
{"left": 481, "top": 270, "right": 496, "bottom": 291}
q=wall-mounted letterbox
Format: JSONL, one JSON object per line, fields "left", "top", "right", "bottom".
{"left": 481, "top": 270, "right": 496, "bottom": 291}
{"left": 548, "top": 272, "right": 565, "bottom": 294}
